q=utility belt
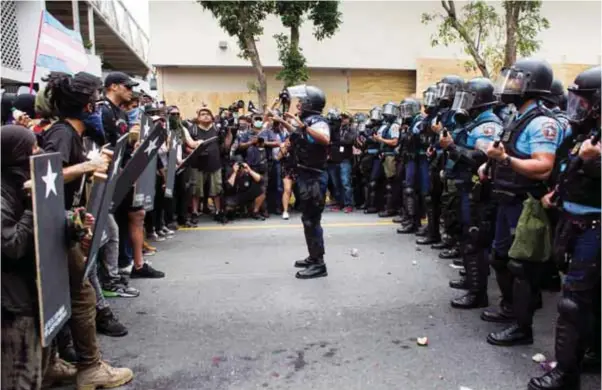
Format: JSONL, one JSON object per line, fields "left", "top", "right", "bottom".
{"left": 554, "top": 211, "right": 601, "bottom": 274}
{"left": 561, "top": 211, "right": 601, "bottom": 230}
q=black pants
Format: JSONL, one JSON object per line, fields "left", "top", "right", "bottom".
{"left": 297, "top": 169, "right": 328, "bottom": 260}
{"left": 145, "top": 174, "right": 165, "bottom": 233}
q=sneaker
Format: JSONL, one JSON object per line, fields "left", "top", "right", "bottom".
{"left": 190, "top": 212, "right": 200, "bottom": 225}
{"left": 130, "top": 263, "right": 165, "bottom": 279}
{"left": 161, "top": 226, "right": 175, "bottom": 236}
{"left": 251, "top": 212, "right": 266, "bottom": 221}
{"left": 343, "top": 206, "right": 353, "bottom": 213}
{"left": 102, "top": 283, "right": 140, "bottom": 298}
{"left": 167, "top": 222, "right": 179, "bottom": 231}
{"left": 76, "top": 361, "right": 133, "bottom": 390}
{"left": 143, "top": 247, "right": 156, "bottom": 257}
{"left": 330, "top": 205, "right": 341, "bottom": 212}
{"left": 42, "top": 357, "right": 77, "bottom": 388}
{"left": 143, "top": 241, "right": 157, "bottom": 252}
{"left": 282, "top": 211, "right": 290, "bottom": 220}
{"left": 96, "top": 307, "right": 128, "bottom": 337}
{"left": 118, "top": 264, "right": 133, "bottom": 275}
{"left": 148, "top": 232, "right": 165, "bottom": 242}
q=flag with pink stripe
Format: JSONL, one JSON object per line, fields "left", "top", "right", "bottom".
{"left": 36, "top": 10, "right": 88, "bottom": 74}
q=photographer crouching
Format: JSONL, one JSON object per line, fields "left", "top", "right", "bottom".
{"left": 223, "top": 156, "right": 265, "bottom": 219}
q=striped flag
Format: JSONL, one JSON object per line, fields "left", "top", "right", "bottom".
{"left": 35, "top": 10, "right": 88, "bottom": 74}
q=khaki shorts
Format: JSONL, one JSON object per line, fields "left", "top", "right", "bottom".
{"left": 190, "top": 169, "right": 222, "bottom": 198}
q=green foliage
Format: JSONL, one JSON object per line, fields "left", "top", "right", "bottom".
{"left": 198, "top": 1, "right": 273, "bottom": 59}
{"left": 273, "top": 1, "right": 342, "bottom": 87}
{"left": 422, "top": 0, "right": 549, "bottom": 77}
{"left": 274, "top": 34, "right": 309, "bottom": 87}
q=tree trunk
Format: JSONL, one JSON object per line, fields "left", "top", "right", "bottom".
{"left": 290, "top": 24, "right": 300, "bottom": 52}
{"left": 243, "top": 35, "right": 267, "bottom": 107}
{"left": 503, "top": 2, "right": 520, "bottom": 68}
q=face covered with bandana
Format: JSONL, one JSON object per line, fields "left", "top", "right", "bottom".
{"left": 1, "top": 125, "right": 41, "bottom": 190}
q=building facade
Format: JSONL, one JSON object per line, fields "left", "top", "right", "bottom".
{"left": 150, "top": 1, "right": 601, "bottom": 116}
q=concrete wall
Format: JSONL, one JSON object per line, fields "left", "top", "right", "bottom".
{"left": 149, "top": 1, "right": 601, "bottom": 69}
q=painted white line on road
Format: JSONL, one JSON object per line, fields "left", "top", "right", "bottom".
{"left": 179, "top": 221, "right": 395, "bottom": 232}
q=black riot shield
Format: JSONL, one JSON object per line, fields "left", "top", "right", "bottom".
{"left": 30, "top": 153, "right": 71, "bottom": 347}
{"left": 111, "top": 121, "right": 167, "bottom": 212}
{"left": 175, "top": 136, "right": 218, "bottom": 175}
{"left": 164, "top": 134, "right": 178, "bottom": 198}
{"left": 82, "top": 134, "right": 128, "bottom": 282}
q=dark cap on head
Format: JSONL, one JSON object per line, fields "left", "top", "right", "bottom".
{"left": 104, "top": 71, "right": 139, "bottom": 89}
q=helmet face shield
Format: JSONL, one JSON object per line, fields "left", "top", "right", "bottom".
{"left": 437, "top": 83, "right": 455, "bottom": 101}
{"left": 423, "top": 91, "right": 438, "bottom": 108}
{"left": 399, "top": 102, "right": 419, "bottom": 119}
{"left": 286, "top": 85, "right": 309, "bottom": 99}
{"left": 369, "top": 106, "right": 383, "bottom": 121}
{"left": 494, "top": 68, "right": 528, "bottom": 96}
{"left": 566, "top": 90, "right": 592, "bottom": 123}
{"left": 451, "top": 91, "right": 476, "bottom": 112}
{"left": 382, "top": 102, "right": 399, "bottom": 117}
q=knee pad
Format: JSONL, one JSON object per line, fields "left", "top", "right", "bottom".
{"left": 557, "top": 297, "right": 580, "bottom": 323}
{"left": 490, "top": 253, "right": 509, "bottom": 272}
{"left": 385, "top": 183, "right": 392, "bottom": 191}
{"left": 369, "top": 181, "right": 378, "bottom": 190}
{"left": 403, "top": 187, "right": 415, "bottom": 197}
{"left": 508, "top": 259, "right": 527, "bottom": 279}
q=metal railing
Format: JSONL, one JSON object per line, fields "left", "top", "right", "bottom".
{"left": 87, "top": 0, "right": 150, "bottom": 67}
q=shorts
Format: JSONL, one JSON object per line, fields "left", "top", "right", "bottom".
{"left": 190, "top": 169, "right": 222, "bottom": 198}
{"left": 282, "top": 166, "right": 298, "bottom": 181}
{"left": 119, "top": 187, "right": 144, "bottom": 213}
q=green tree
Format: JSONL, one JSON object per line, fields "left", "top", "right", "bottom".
{"left": 199, "top": 1, "right": 274, "bottom": 106}
{"left": 421, "top": 0, "right": 550, "bottom": 78}
{"left": 273, "top": 1, "right": 342, "bottom": 87}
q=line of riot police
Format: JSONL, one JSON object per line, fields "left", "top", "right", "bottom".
{"left": 342, "top": 59, "right": 600, "bottom": 390}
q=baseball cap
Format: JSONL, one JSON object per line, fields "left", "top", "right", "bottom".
{"left": 104, "top": 71, "right": 139, "bottom": 89}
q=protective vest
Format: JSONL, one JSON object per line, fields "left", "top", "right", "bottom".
{"left": 365, "top": 122, "right": 382, "bottom": 155}
{"left": 493, "top": 106, "right": 552, "bottom": 198}
{"left": 417, "top": 112, "right": 439, "bottom": 152}
{"left": 445, "top": 114, "right": 502, "bottom": 181}
{"left": 557, "top": 130, "right": 601, "bottom": 208}
{"left": 380, "top": 121, "right": 398, "bottom": 156}
{"left": 295, "top": 114, "right": 329, "bottom": 171}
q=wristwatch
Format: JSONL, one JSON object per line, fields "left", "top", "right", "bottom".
{"left": 500, "top": 155, "right": 512, "bottom": 167}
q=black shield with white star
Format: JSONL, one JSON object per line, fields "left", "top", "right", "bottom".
{"left": 176, "top": 135, "right": 219, "bottom": 175}
{"left": 111, "top": 122, "right": 166, "bottom": 212}
{"left": 133, "top": 113, "right": 157, "bottom": 209}
{"left": 164, "top": 134, "right": 178, "bottom": 198}
{"left": 82, "top": 133, "right": 129, "bottom": 282}
{"left": 30, "top": 152, "right": 71, "bottom": 347}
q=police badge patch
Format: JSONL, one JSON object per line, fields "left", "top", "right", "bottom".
{"left": 482, "top": 125, "right": 495, "bottom": 136}
{"left": 542, "top": 121, "right": 558, "bottom": 141}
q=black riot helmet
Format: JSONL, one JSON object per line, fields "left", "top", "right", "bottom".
{"left": 354, "top": 112, "right": 367, "bottom": 123}
{"left": 286, "top": 84, "right": 326, "bottom": 119}
{"left": 566, "top": 66, "right": 601, "bottom": 125}
{"left": 436, "top": 75, "right": 464, "bottom": 106}
{"left": 399, "top": 98, "right": 421, "bottom": 119}
{"left": 423, "top": 84, "right": 439, "bottom": 110}
{"left": 382, "top": 101, "right": 400, "bottom": 119}
{"left": 326, "top": 108, "right": 341, "bottom": 122}
{"left": 542, "top": 79, "right": 566, "bottom": 109}
{"left": 452, "top": 77, "right": 498, "bottom": 124}
{"left": 494, "top": 57, "right": 553, "bottom": 104}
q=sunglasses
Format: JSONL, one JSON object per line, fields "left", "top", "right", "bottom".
{"left": 169, "top": 112, "right": 180, "bottom": 117}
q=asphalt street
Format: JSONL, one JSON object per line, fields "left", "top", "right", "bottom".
{"left": 91, "top": 211, "right": 600, "bottom": 390}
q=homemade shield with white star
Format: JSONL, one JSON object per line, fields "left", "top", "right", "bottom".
{"left": 82, "top": 133, "right": 129, "bottom": 282}
{"left": 111, "top": 119, "right": 167, "bottom": 212}
{"left": 29, "top": 152, "right": 71, "bottom": 347}
{"left": 175, "top": 136, "right": 219, "bottom": 175}
{"left": 164, "top": 132, "right": 179, "bottom": 198}
{"left": 133, "top": 112, "right": 158, "bottom": 210}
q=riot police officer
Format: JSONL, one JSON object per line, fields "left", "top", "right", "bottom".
{"left": 439, "top": 77, "right": 503, "bottom": 309}
{"left": 393, "top": 98, "right": 424, "bottom": 226}
{"left": 528, "top": 66, "right": 601, "bottom": 390}
{"left": 418, "top": 76, "right": 464, "bottom": 246}
{"left": 398, "top": 86, "right": 439, "bottom": 234}
{"left": 286, "top": 85, "right": 331, "bottom": 279}
{"left": 481, "top": 58, "right": 562, "bottom": 346}
{"left": 361, "top": 106, "right": 385, "bottom": 214}
{"left": 376, "top": 102, "right": 401, "bottom": 217}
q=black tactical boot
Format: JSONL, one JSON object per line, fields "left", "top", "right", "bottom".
{"left": 416, "top": 196, "right": 440, "bottom": 245}
{"left": 449, "top": 278, "right": 468, "bottom": 290}
{"left": 439, "top": 247, "right": 461, "bottom": 259}
{"left": 582, "top": 348, "right": 601, "bottom": 373}
{"left": 96, "top": 307, "right": 128, "bottom": 337}
{"left": 459, "top": 268, "right": 466, "bottom": 277}
{"left": 528, "top": 299, "right": 581, "bottom": 388}
{"left": 486, "top": 323, "right": 533, "bottom": 346}
{"left": 481, "top": 300, "right": 515, "bottom": 323}
{"left": 431, "top": 240, "right": 453, "bottom": 250}
{"left": 397, "top": 223, "right": 417, "bottom": 234}
{"left": 415, "top": 225, "right": 428, "bottom": 237}
{"left": 294, "top": 256, "right": 319, "bottom": 268}
{"left": 451, "top": 247, "right": 488, "bottom": 309}
{"left": 378, "top": 180, "right": 397, "bottom": 217}
{"left": 295, "top": 261, "right": 328, "bottom": 279}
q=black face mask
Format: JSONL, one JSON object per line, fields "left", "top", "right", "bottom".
{"left": 168, "top": 116, "right": 180, "bottom": 130}
{"left": 501, "top": 94, "right": 524, "bottom": 108}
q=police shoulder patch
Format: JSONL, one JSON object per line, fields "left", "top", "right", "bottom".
{"left": 541, "top": 120, "right": 558, "bottom": 141}
{"left": 481, "top": 125, "right": 495, "bottom": 136}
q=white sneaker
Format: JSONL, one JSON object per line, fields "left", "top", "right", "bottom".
{"left": 282, "top": 211, "right": 290, "bottom": 220}
{"left": 118, "top": 265, "right": 133, "bottom": 275}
